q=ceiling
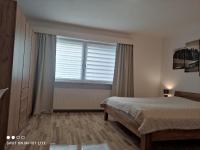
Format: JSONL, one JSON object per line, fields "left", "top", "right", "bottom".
{"left": 18, "top": 0, "right": 200, "bottom": 37}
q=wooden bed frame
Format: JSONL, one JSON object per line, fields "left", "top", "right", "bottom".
{"left": 100, "top": 91, "right": 200, "bottom": 150}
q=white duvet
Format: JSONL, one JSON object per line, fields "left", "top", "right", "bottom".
{"left": 104, "top": 96, "right": 200, "bottom": 134}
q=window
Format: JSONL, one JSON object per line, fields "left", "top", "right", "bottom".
{"left": 55, "top": 36, "right": 116, "bottom": 84}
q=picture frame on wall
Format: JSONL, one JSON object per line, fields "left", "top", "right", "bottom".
{"left": 185, "top": 40, "right": 200, "bottom": 73}
{"left": 173, "top": 48, "right": 185, "bottom": 69}
{"left": 173, "top": 39, "right": 200, "bottom": 76}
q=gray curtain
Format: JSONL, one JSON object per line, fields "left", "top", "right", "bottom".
{"left": 33, "top": 33, "right": 56, "bottom": 115}
{"left": 112, "top": 43, "right": 134, "bottom": 97}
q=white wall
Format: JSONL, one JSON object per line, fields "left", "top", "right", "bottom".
{"left": 134, "top": 34, "right": 163, "bottom": 97}
{"left": 29, "top": 19, "right": 134, "bottom": 44}
{"left": 53, "top": 88, "right": 111, "bottom": 110}
{"left": 161, "top": 29, "right": 200, "bottom": 93}
{"left": 30, "top": 20, "right": 163, "bottom": 110}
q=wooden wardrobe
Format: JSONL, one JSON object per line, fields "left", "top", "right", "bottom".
{"left": 0, "top": 1, "right": 17, "bottom": 149}
{"left": 7, "top": 4, "right": 37, "bottom": 135}
{"left": 0, "top": 0, "right": 37, "bottom": 148}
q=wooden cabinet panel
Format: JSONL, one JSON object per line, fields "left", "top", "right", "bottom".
{"left": 5, "top": 2, "right": 37, "bottom": 140}
{"left": 18, "top": 23, "right": 35, "bottom": 129}
{"left": 0, "top": 1, "right": 17, "bottom": 148}
{"left": 0, "top": 37, "right": 15, "bottom": 87}
{"left": 21, "top": 87, "right": 29, "bottom": 100}
{"left": 19, "top": 107, "right": 28, "bottom": 129}
{"left": 7, "top": 5, "right": 26, "bottom": 135}
{"left": 20, "top": 96, "right": 28, "bottom": 113}
{"left": 22, "top": 23, "right": 32, "bottom": 89}
{"left": 19, "top": 96, "right": 28, "bottom": 129}
{"left": 0, "top": 1, "right": 16, "bottom": 37}
{"left": 19, "top": 88, "right": 28, "bottom": 130}
{"left": 27, "top": 33, "right": 37, "bottom": 117}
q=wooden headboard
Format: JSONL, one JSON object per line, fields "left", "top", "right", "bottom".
{"left": 175, "top": 91, "right": 200, "bottom": 102}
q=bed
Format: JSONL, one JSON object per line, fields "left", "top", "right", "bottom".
{"left": 100, "top": 91, "right": 200, "bottom": 150}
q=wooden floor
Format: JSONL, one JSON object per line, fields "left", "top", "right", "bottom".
{"left": 6, "top": 112, "right": 200, "bottom": 150}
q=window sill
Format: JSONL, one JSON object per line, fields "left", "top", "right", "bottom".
{"left": 54, "top": 81, "right": 112, "bottom": 90}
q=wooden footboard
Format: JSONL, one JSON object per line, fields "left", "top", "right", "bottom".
{"left": 101, "top": 104, "right": 151, "bottom": 150}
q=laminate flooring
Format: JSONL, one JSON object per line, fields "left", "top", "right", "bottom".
{"left": 6, "top": 112, "right": 200, "bottom": 150}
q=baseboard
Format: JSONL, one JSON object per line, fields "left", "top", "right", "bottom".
{"left": 53, "top": 109, "right": 104, "bottom": 112}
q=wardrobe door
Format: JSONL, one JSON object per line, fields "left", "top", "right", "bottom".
{"left": 7, "top": 3, "right": 25, "bottom": 136}
{"left": 21, "top": 23, "right": 32, "bottom": 89}
{"left": 0, "top": 1, "right": 17, "bottom": 148}
{"left": 19, "top": 23, "right": 32, "bottom": 129}
{"left": 27, "top": 32, "right": 36, "bottom": 117}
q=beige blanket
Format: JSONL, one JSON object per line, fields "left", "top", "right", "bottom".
{"left": 104, "top": 96, "right": 200, "bottom": 134}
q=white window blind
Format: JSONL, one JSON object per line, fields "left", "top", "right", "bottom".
{"left": 56, "top": 37, "right": 83, "bottom": 80}
{"left": 86, "top": 43, "right": 116, "bottom": 82}
{"left": 55, "top": 36, "right": 116, "bottom": 84}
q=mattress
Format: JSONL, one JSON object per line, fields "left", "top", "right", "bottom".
{"left": 103, "top": 96, "right": 200, "bottom": 134}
